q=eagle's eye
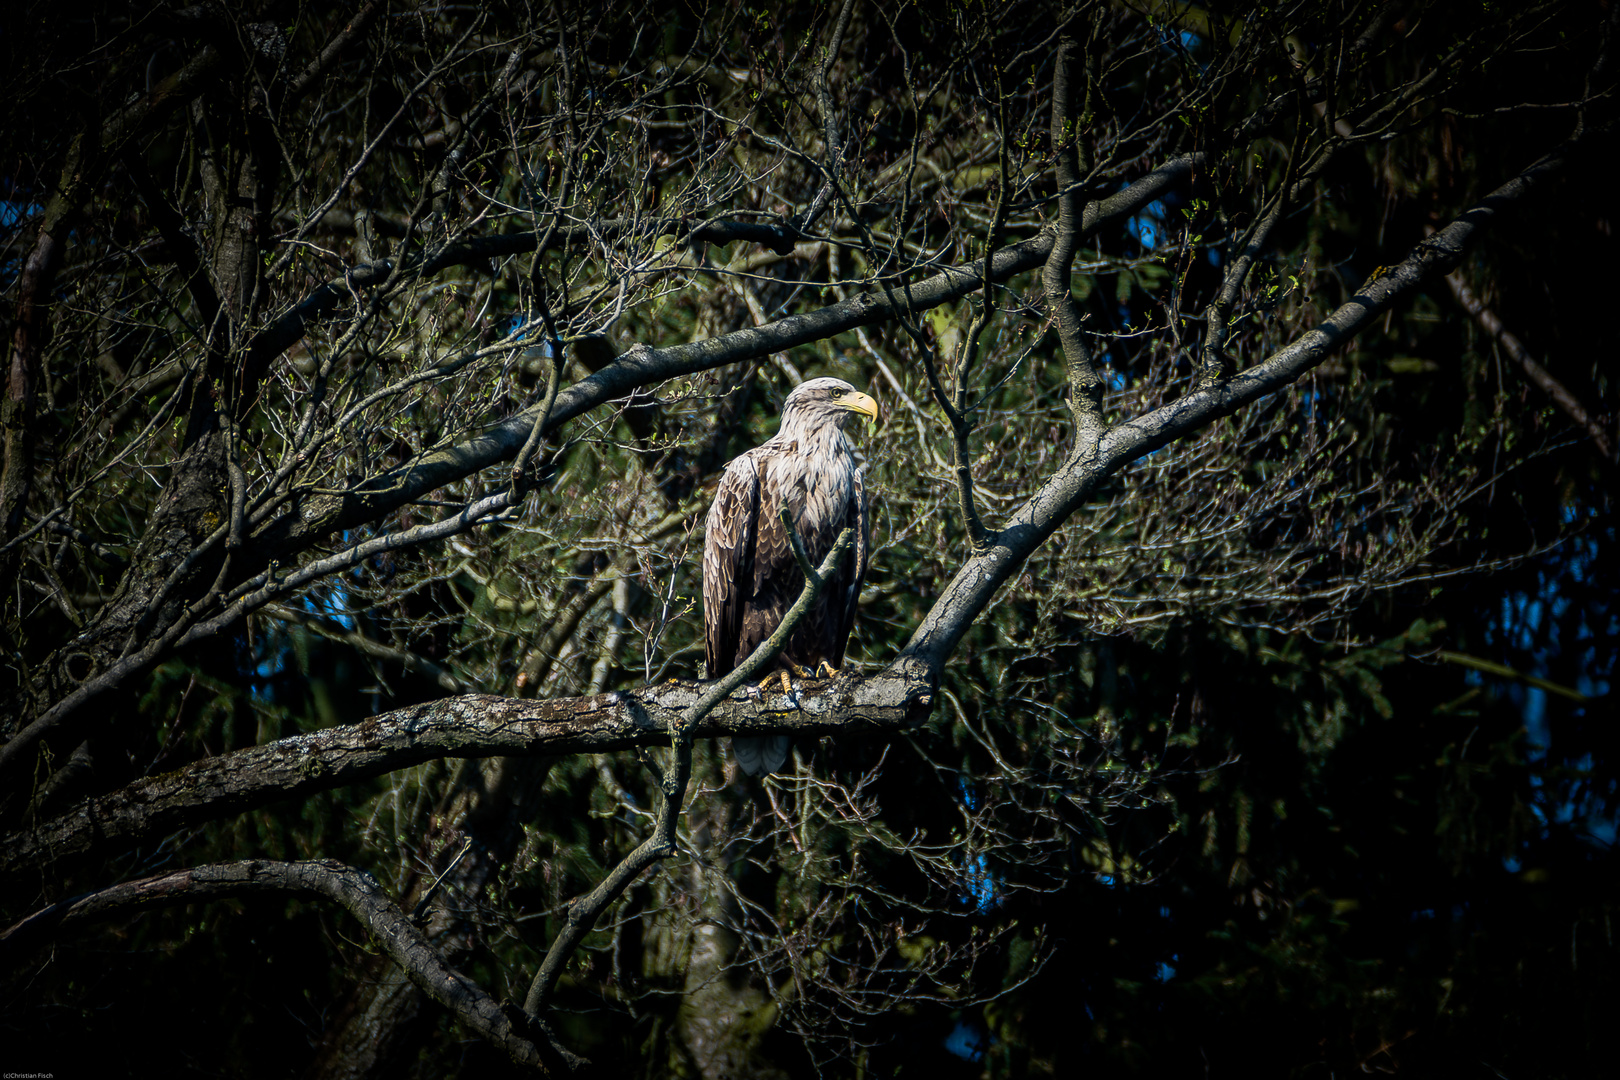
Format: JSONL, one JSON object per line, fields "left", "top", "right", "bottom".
{"left": 830, "top": 388, "right": 846, "bottom": 397}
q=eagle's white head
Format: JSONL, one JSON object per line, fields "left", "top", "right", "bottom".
{"left": 781, "top": 377, "right": 879, "bottom": 433}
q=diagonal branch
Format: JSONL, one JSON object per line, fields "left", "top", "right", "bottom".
{"left": 1441, "top": 265, "right": 1614, "bottom": 460}
{"left": 287, "top": 0, "right": 382, "bottom": 101}
{"left": 900, "top": 129, "right": 1607, "bottom": 673}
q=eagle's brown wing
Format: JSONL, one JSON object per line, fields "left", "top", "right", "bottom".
{"left": 703, "top": 452, "right": 760, "bottom": 679}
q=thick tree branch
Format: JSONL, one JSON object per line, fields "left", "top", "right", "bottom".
{"left": 1043, "top": 29, "right": 1105, "bottom": 452}
{"left": 242, "top": 218, "right": 812, "bottom": 383}
{"left": 3, "top": 669, "right": 929, "bottom": 876}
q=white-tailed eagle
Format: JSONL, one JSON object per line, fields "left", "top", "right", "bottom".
{"left": 702, "top": 377, "right": 877, "bottom": 775}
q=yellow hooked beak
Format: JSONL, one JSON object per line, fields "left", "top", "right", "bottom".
{"left": 837, "top": 390, "right": 880, "bottom": 422}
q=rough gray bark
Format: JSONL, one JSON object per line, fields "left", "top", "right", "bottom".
{"left": 3, "top": 670, "right": 932, "bottom": 876}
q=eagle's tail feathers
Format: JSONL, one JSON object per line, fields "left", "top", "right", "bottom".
{"left": 734, "top": 735, "right": 792, "bottom": 776}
